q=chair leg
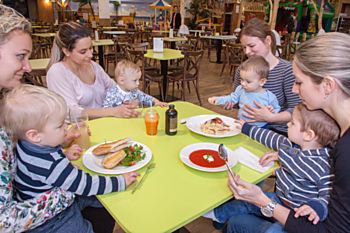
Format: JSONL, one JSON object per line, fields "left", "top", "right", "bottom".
{"left": 187, "top": 81, "right": 191, "bottom": 93}
{"left": 220, "top": 62, "right": 226, "bottom": 76}
{"left": 159, "top": 81, "right": 165, "bottom": 102}
{"left": 192, "top": 80, "right": 202, "bottom": 106}
{"left": 172, "top": 81, "right": 175, "bottom": 101}
{"left": 182, "top": 80, "right": 186, "bottom": 101}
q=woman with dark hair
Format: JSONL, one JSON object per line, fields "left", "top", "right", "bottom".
{"left": 171, "top": 6, "right": 181, "bottom": 29}
{"left": 47, "top": 22, "right": 140, "bottom": 122}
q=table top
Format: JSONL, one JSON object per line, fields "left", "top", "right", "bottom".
{"left": 189, "top": 30, "right": 205, "bottom": 33}
{"left": 32, "top": 33, "right": 56, "bottom": 37}
{"left": 144, "top": 48, "right": 184, "bottom": 60}
{"left": 32, "top": 26, "right": 50, "bottom": 29}
{"left": 200, "top": 35, "right": 237, "bottom": 40}
{"left": 103, "top": 31, "right": 126, "bottom": 34}
{"left": 92, "top": 39, "right": 114, "bottom": 46}
{"left": 103, "top": 26, "right": 125, "bottom": 29}
{"left": 152, "top": 30, "right": 169, "bottom": 33}
{"left": 29, "top": 58, "right": 50, "bottom": 70}
{"left": 163, "top": 37, "right": 187, "bottom": 42}
{"left": 74, "top": 101, "right": 276, "bottom": 233}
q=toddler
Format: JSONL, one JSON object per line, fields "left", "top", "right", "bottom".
{"left": 204, "top": 102, "right": 340, "bottom": 230}
{"left": 208, "top": 56, "right": 280, "bottom": 129}
{"left": 102, "top": 59, "right": 168, "bottom": 108}
{"left": 0, "top": 85, "right": 139, "bottom": 231}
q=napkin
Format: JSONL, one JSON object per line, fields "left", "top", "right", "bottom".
{"left": 234, "top": 147, "right": 274, "bottom": 173}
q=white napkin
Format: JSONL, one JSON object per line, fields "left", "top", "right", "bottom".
{"left": 234, "top": 146, "right": 274, "bottom": 173}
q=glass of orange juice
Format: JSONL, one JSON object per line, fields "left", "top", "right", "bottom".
{"left": 69, "top": 105, "right": 91, "bottom": 149}
{"left": 144, "top": 109, "right": 159, "bottom": 136}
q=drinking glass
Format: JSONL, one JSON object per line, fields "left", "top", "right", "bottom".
{"left": 69, "top": 105, "right": 91, "bottom": 150}
{"left": 129, "top": 97, "right": 143, "bottom": 115}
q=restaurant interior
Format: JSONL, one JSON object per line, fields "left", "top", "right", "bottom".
{"left": 2, "top": 0, "right": 350, "bottom": 232}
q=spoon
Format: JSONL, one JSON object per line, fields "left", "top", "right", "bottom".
{"left": 218, "top": 144, "right": 235, "bottom": 179}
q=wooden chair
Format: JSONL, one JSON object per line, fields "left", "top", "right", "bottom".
{"left": 220, "top": 43, "right": 245, "bottom": 84}
{"left": 201, "top": 31, "right": 216, "bottom": 61}
{"left": 23, "top": 69, "right": 47, "bottom": 87}
{"left": 129, "top": 42, "right": 160, "bottom": 72}
{"left": 166, "top": 50, "right": 204, "bottom": 105}
{"left": 125, "top": 48, "right": 165, "bottom": 101}
{"left": 126, "top": 29, "right": 137, "bottom": 43}
{"left": 104, "top": 38, "right": 131, "bottom": 73}
{"left": 186, "top": 34, "right": 200, "bottom": 51}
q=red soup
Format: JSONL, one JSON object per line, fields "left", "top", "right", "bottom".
{"left": 189, "top": 149, "right": 225, "bottom": 168}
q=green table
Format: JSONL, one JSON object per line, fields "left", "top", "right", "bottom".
{"left": 153, "top": 30, "right": 169, "bottom": 33}
{"left": 92, "top": 39, "right": 114, "bottom": 69}
{"left": 73, "top": 101, "right": 276, "bottom": 233}
{"left": 28, "top": 58, "right": 49, "bottom": 76}
{"left": 32, "top": 33, "right": 56, "bottom": 37}
{"left": 144, "top": 49, "right": 184, "bottom": 100}
{"left": 164, "top": 37, "right": 188, "bottom": 49}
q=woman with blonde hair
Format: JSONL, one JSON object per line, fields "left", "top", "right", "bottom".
{"left": 225, "top": 18, "right": 301, "bottom": 136}
{"left": 0, "top": 5, "right": 116, "bottom": 233}
{"left": 47, "top": 22, "right": 140, "bottom": 122}
{"left": 226, "top": 32, "right": 350, "bottom": 232}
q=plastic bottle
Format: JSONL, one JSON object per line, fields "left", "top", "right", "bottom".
{"left": 165, "top": 104, "right": 178, "bottom": 135}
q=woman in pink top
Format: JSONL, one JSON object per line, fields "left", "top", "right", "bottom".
{"left": 47, "top": 22, "right": 140, "bottom": 122}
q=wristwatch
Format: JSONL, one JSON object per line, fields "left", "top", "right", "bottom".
{"left": 260, "top": 199, "right": 277, "bottom": 217}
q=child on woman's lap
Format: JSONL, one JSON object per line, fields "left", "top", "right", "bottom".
{"left": 208, "top": 56, "right": 280, "bottom": 129}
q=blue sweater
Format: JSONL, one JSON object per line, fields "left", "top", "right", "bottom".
{"left": 242, "top": 124, "right": 332, "bottom": 221}
{"left": 217, "top": 85, "right": 280, "bottom": 127}
{"left": 15, "top": 140, "right": 125, "bottom": 201}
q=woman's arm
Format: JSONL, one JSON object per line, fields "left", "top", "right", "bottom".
{"left": 87, "top": 106, "right": 141, "bottom": 119}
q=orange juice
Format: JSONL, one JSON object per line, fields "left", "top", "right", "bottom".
{"left": 73, "top": 124, "right": 91, "bottom": 149}
{"left": 144, "top": 110, "right": 159, "bottom": 136}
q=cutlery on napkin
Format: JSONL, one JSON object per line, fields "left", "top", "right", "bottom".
{"left": 234, "top": 147, "right": 274, "bottom": 173}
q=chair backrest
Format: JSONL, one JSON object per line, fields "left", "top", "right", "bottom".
{"left": 176, "top": 42, "right": 193, "bottom": 51}
{"left": 186, "top": 34, "right": 200, "bottom": 51}
{"left": 23, "top": 71, "right": 47, "bottom": 87}
{"left": 129, "top": 42, "right": 149, "bottom": 50}
{"left": 181, "top": 50, "right": 204, "bottom": 79}
{"left": 225, "top": 43, "right": 245, "bottom": 66}
{"left": 113, "top": 38, "right": 132, "bottom": 62}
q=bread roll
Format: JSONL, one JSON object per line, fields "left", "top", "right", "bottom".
{"left": 101, "top": 150, "right": 127, "bottom": 169}
{"left": 93, "top": 137, "right": 132, "bottom": 156}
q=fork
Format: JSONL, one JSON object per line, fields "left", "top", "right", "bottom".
{"left": 131, "top": 163, "right": 156, "bottom": 194}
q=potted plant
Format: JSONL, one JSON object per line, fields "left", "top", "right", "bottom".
{"left": 73, "top": 0, "right": 95, "bottom": 20}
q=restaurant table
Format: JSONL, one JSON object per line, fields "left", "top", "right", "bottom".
{"left": 92, "top": 39, "right": 114, "bottom": 69}
{"left": 103, "top": 31, "right": 126, "bottom": 35}
{"left": 189, "top": 30, "right": 205, "bottom": 36}
{"left": 152, "top": 30, "right": 169, "bottom": 33}
{"left": 200, "top": 35, "right": 237, "bottom": 63}
{"left": 72, "top": 101, "right": 277, "bottom": 233}
{"left": 32, "top": 33, "right": 56, "bottom": 38}
{"left": 163, "top": 37, "right": 188, "bottom": 49}
{"left": 32, "top": 25, "right": 50, "bottom": 29}
{"left": 103, "top": 26, "right": 125, "bottom": 30}
{"left": 29, "top": 58, "right": 49, "bottom": 72}
{"left": 144, "top": 49, "right": 184, "bottom": 101}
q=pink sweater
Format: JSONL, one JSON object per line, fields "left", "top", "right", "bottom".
{"left": 47, "top": 61, "right": 115, "bottom": 122}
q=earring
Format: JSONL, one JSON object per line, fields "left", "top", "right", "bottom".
{"left": 324, "top": 95, "right": 329, "bottom": 99}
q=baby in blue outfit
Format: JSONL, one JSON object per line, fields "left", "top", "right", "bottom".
{"left": 208, "top": 56, "right": 280, "bottom": 129}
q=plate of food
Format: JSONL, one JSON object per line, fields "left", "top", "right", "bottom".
{"left": 82, "top": 137, "right": 152, "bottom": 174}
{"left": 186, "top": 115, "right": 241, "bottom": 138}
{"left": 180, "top": 143, "right": 238, "bottom": 172}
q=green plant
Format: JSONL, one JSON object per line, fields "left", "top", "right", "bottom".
{"left": 186, "top": 0, "right": 212, "bottom": 29}
{"left": 114, "top": 1, "right": 120, "bottom": 8}
{"left": 72, "top": 0, "right": 95, "bottom": 20}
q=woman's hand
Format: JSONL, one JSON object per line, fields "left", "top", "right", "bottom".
{"left": 122, "top": 172, "right": 141, "bottom": 188}
{"left": 64, "top": 144, "right": 83, "bottom": 160}
{"left": 111, "top": 105, "right": 142, "bottom": 118}
{"left": 242, "top": 101, "right": 275, "bottom": 123}
{"left": 227, "top": 171, "right": 269, "bottom": 207}
{"left": 259, "top": 151, "right": 279, "bottom": 167}
{"left": 63, "top": 125, "right": 92, "bottom": 147}
{"left": 223, "top": 101, "right": 235, "bottom": 110}
{"left": 294, "top": 205, "right": 320, "bottom": 225}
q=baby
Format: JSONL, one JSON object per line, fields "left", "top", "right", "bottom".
{"left": 208, "top": 56, "right": 280, "bottom": 129}
{"left": 204, "top": 102, "right": 340, "bottom": 230}
{"left": 0, "top": 85, "right": 139, "bottom": 219}
{"left": 102, "top": 59, "right": 168, "bottom": 108}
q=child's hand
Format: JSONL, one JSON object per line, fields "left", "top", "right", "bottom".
{"left": 208, "top": 97, "right": 219, "bottom": 105}
{"left": 259, "top": 151, "right": 278, "bottom": 167}
{"left": 64, "top": 144, "right": 83, "bottom": 161}
{"left": 266, "top": 105, "right": 275, "bottom": 113}
{"left": 234, "top": 118, "right": 245, "bottom": 130}
{"left": 294, "top": 205, "right": 320, "bottom": 225}
{"left": 153, "top": 100, "right": 168, "bottom": 107}
{"left": 122, "top": 172, "right": 141, "bottom": 188}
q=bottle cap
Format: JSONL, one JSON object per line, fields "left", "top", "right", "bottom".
{"left": 169, "top": 104, "right": 175, "bottom": 108}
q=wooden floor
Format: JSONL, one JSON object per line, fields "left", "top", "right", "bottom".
{"left": 107, "top": 53, "right": 276, "bottom": 233}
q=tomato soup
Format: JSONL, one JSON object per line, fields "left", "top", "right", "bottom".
{"left": 189, "top": 149, "right": 225, "bottom": 168}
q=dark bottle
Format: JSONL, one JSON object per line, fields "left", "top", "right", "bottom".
{"left": 165, "top": 104, "right": 178, "bottom": 135}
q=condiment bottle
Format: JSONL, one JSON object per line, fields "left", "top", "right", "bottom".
{"left": 165, "top": 104, "right": 178, "bottom": 135}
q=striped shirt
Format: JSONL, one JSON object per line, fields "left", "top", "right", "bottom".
{"left": 15, "top": 140, "right": 125, "bottom": 201}
{"left": 234, "top": 58, "right": 302, "bottom": 133}
{"left": 242, "top": 124, "right": 332, "bottom": 221}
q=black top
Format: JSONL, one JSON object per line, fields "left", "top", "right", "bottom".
{"left": 171, "top": 12, "right": 181, "bottom": 29}
{"left": 284, "top": 127, "right": 350, "bottom": 232}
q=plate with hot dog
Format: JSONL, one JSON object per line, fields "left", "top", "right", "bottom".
{"left": 82, "top": 137, "right": 152, "bottom": 174}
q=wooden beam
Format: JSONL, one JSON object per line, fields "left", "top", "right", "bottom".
{"left": 268, "top": 0, "right": 273, "bottom": 25}
{"left": 237, "top": 2, "right": 244, "bottom": 28}
{"left": 318, "top": 0, "right": 324, "bottom": 30}
{"left": 270, "top": 0, "right": 280, "bottom": 30}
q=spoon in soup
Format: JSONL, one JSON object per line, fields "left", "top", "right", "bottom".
{"left": 218, "top": 144, "right": 235, "bottom": 179}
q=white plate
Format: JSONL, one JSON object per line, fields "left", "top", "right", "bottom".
{"left": 82, "top": 141, "right": 152, "bottom": 174}
{"left": 186, "top": 115, "right": 241, "bottom": 138}
{"left": 179, "top": 143, "right": 238, "bottom": 172}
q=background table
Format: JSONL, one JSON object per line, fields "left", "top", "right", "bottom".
{"left": 200, "top": 35, "right": 237, "bottom": 63}
{"left": 32, "top": 33, "right": 56, "bottom": 38}
{"left": 164, "top": 37, "right": 188, "bottom": 49}
{"left": 74, "top": 101, "right": 277, "bottom": 233}
{"left": 144, "top": 49, "right": 184, "bottom": 101}
{"left": 92, "top": 39, "right": 114, "bottom": 69}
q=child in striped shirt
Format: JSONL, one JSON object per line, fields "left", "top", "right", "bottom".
{"left": 203, "top": 102, "right": 340, "bottom": 230}
{"left": 0, "top": 85, "right": 140, "bottom": 232}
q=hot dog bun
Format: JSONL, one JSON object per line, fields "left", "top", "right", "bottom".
{"left": 101, "top": 150, "right": 127, "bottom": 169}
{"left": 92, "top": 137, "right": 133, "bottom": 156}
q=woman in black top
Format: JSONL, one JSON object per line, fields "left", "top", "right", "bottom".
{"left": 171, "top": 6, "right": 181, "bottom": 29}
{"left": 225, "top": 32, "right": 350, "bottom": 232}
